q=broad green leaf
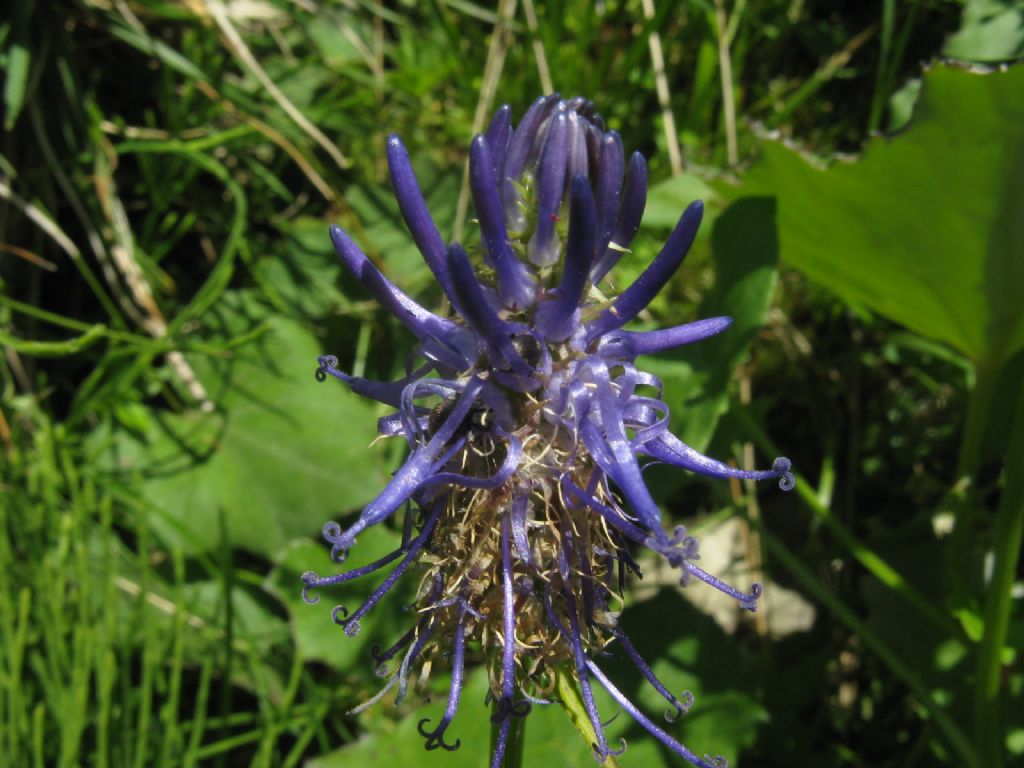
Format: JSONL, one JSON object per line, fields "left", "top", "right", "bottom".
{"left": 731, "top": 62, "right": 1024, "bottom": 370}
{"left": 181, "top": 580, "right": 290, "bottom": 654}
{"left": 256, "top": 216, "right": 346, "bottom": 317}
{"left": 308, "top": 16, "right": 372, "bottom": 68}
{"left": 101, "top": 291, "right": 392, "bottom": 557}
{"left": 644, "top": 172, "right": 721, "bottom": 231}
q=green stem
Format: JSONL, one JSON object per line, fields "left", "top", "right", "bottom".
{"left": 973, "top": 382, "right": 1024, "bottom": 768}
{"left": 554, "top": 667, "right": 620, "bottom": 768}
{"left": 948, "top": 363, "right": 999, "bottom": 606}
{"left": 489, "top": 696, "right": 527, "bottom": 768}
{"left": 957, "top": 362, "right": 999, "bottom": 480}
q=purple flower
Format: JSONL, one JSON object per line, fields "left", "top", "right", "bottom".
{"left": 304, "top": 95, "right": 794, "bottom": 768}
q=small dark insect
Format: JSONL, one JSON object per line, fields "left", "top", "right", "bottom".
{"left": 510, "top": 333, "right": 543, "bottom": 369}
{"left": 426, "top": 396, "right": 495, "bottom": 446}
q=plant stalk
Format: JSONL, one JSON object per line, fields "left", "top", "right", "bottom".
{"left": 948, "top": 361, "right": 999, "bottom": 619}
{"left": 973, "top": 380, "right": 1024, "bottom": 768}
{"left": 554, "top": 666, "right": 620, "bottom": 768}
{"left": 489, "top": 695, "right": 527, "bottom": 768}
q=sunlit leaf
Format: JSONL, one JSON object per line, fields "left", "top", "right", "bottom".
{"left": 730, "top": 62, "right": 1024, "bottom": 370}
{"left": 101, "top": 291, "right": 392, "bottom": 557}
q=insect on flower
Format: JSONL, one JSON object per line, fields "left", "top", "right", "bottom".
{"left": 302, "top": 95, "right": 795, "bottom": 768}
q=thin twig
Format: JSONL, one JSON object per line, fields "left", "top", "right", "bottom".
{"left": 641, "top": 0, "right": 682, "bottom": 175}
{"left": 193, "top": 81, "right": 336, "bottom": 202}
{"left": 205, "top": 0, "right": 350, "bottom": 171}
{"left": 453, "top": 0, "right": 518, "bottom": 240}
{"left": 521, "top": 0, "right": 553, "bottom": 94}
{"left": 713, "top": 0, "right": 738, "bottom": 166}
{"left": 0, "top": 243, "right": 57, "bottom": 272}
{"left": 0, "top": 178, "right": 81, "bottom": 261}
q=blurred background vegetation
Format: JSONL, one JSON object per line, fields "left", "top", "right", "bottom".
{"left": 2, "top": 1, "right": 1022, "bottom": 766}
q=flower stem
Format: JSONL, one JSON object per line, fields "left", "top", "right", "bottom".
{"left": 948, "top": 362, "right": 998, "bottom": 609}
{"left": 554, "top": 666, "right": 620, "bottom": 768}
{"left": 973, "top": 381, "right": 1024, "bottom": 768}
{"left": 489, "top": 696, "right": 527, "bottom": 768}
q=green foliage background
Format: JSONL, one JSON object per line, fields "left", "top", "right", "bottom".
{"left": 2, "top": 1, "right": 1022, "bottom": 766}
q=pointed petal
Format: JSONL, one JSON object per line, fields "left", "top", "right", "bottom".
{"left": 470, "top": 135, "right": 537, "bottom": 310}
{"left": 585, "top": 200, "right": 703, "bottom": 342}
{"left": 586, "top": 660, "right": 722, "bottom": 768}
{"left": 385, "top": 135, "right": 458, "bottom": 304}
{"left": 574, "top": 358, "right": 664, "bottom": 530}
{"left": 485, "top": 104, "right": 513, "bottom": 177}
{"left": 527, "top": 112, "right": 569, "bottom": 266}
{"left": 580, "top": 403, "right": 663, "bottom": 531}
{"left": 597, "top": 316, "right": 733, "bottom": 360}
{"left": 501, "top": 94, "right": 558, "bottom": 232}
{"left": 610, "top": 626, "right": 693, "bottom": 722}
{"left": 642, "top": 430, "right": 795, "bottom": 490}
{"left": 446, "top": 243, "right": 534, "bottom": 380}
{"left": 591, "top": 151, "right": 647, "bottom": 283}
{"left": 594, "top": 131, "right": 624, "bottom": 254}
{"left": 316, "top": 355, "right": 428, "bottom": 408}
{"left": 565, "top": 111, "right": 589, "bottom": 181}
{"left": 329, "top": 225, "right": 474, "bottom": 369}
{"left": 534, "top": 175, "right": 595, "bottom": 341}
{"left": 417, "top": 612, "right": 467, "bottom": 752}
{"left": 335, "top": 379, "right": 484, "bottom": 550}
{"left": 501, "top": 95, "right": 554, "bottom": 183}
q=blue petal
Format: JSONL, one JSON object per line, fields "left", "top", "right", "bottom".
{"left": 446, "top": 243, "right": 536, "bottom": 383}
{"left": 470, "top": 135, "right": 537, "bottom": 310}
{"left": 527, "top": 112, "right": 569, "bottom": 266}
{"left": 596, "top": 316, "right": 733, "bottom": 360}
{"left": 585, "top": 199, "right": 703, "bottom": 342}
{"left": 386, "top": 135, "right": 460, "bottom": 305}
{"left": 534, "top": 175, "right": 595, "bottom": 341}
{"left": 329, "top": 225, "right": 475, "bottom": 370}
{"left": 591, "top": 151, "right": 647, "bottom": 283}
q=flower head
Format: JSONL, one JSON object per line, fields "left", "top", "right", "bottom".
{"left": 304, "top": 94, "right": 794, "bottom": 768}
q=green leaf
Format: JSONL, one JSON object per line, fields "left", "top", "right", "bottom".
{"left": 256, "top": 216, "right": 346, "bottom": 317}
{"left": 729, "top": 62, "right": 1024, "bottom": 370}
{"left": 944, "top": 0, "right": 1024, "bottom": 62}
{"left": 181, "top": 580, "right": 289, "bottom": 654}
{"left": 101, "top": 291, "right": 393, "bottom": 557}
{"left": 3, "top": 0, "right": 31, "bottom": 130}
{"left": 307, "top": 16, "right": 372, "bottom": 68}
{"left": 644, "top": 172, "right": 721, "bottom": 231}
